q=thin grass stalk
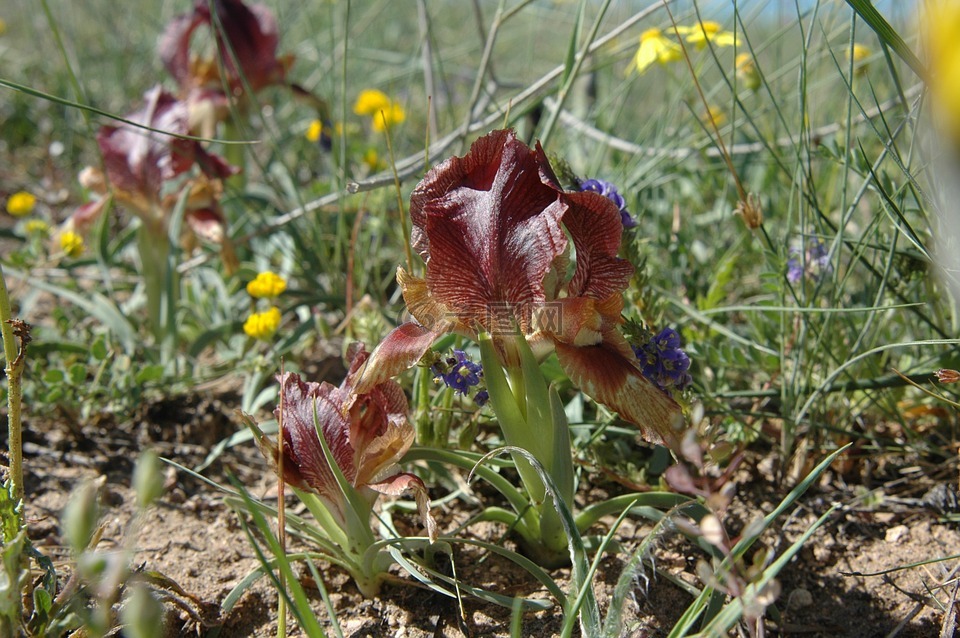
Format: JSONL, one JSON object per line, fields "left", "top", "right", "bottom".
{"left": 0, "top": 264, "right": 24, "bottom": 513}
{"left": 381, "top": 115, "right": 415, "bottom": 275}
{"left": 277, "top": 359, "right": 287, "bottom": 638}
{"left": 332, "top": 0, "right": 352, "bottom": 278}
{"left": 538, "top": 0, "right": 615, "bottom": 146}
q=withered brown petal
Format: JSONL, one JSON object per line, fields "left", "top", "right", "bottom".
{"left": 367, "top": 472, "right": 438, "bottom": 543}
{"left": 348, "top": 323, "right": 440, "bottom": 395}
{"left": 555, "top": 332, "right": 682, "bottom": 447}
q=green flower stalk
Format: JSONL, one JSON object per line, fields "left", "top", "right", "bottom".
{"left": 478, "top": 331, "right": 574, "bottom": 563}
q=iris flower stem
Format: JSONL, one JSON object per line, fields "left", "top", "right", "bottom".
{"left": 477, "top": 333, "right": 576, "bottom": 564}
{"left": 137, "top": 222, "right": 175, "bottom": 347}
{"left": 506, "top": 365, "right": 527, "bottom": 423}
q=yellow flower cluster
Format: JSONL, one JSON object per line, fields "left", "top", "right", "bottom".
{"left": 736, "top": 53, "right": 760, "bottom": 91}
{"left": 244, "top": 271, "right": 286, "bottom": 340}
{"left": 6, "top": 191, "right": 36, "bottom": 217}
{"left": 24, "top": 220, "right": 50, "bottom": 236}
{"left": 634, "top": 28, "right": 681, "bottom": 73}
{"left": 849, "top": 43, "right": 871, "bottom": 76}
{"left": 243, "top": 307, "right": 282, "bottom": 340}
{"left": 634, "top": 21, "right": 738, "bottom": 74}
{"left": 305, "top": 119, "right": 323, "bottom": 143}
{"left": 677, "top": 21, "right": 739, "bottom": 49}
{"left": 246, "top": 271, "right": 287, "bottom": 298}
{"left": 924, "top": 2, "right": 960, "bottom": 145}
{"left": 60, "top": 231, "right": 85, "bottom": 258}
{"left": 353, "top": 89, "right": 406, "bottom": 132}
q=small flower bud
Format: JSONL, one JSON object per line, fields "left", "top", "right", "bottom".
{"left": 63, "top": 478, "right": 103, "bottom": 553}
{"left": 121, "top": 585, "right": 166, "bottom": 638}
{"left": 935, "top": 368, "right": 960, "bottom": 384}
{"left": 735, "top": 53, "right": 761, "bottom": 91}
{"left": 735, "top": 193, "right": 763, "bottom": 229}
{"left": 133, "top": 450, "right": 165, "bottom": 510}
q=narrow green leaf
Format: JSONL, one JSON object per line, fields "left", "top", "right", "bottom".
{"left": 845, "top": 0, "right": 925, "bottom": 79}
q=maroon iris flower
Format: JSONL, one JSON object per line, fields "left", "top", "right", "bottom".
{"left": 257, "top": 346, "right": 436, "bottom": 540}
{"left": 350, "top": 129, "right": 682, "bottom": 445}
{"left": 160, "top": 0, "right": 289, "bottom": 93}
{"left": 63, "top": 86, "right": 238, "bottom": 262}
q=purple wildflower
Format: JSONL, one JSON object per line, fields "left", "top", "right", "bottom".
{"left": 473, "top": 390, "right": 489, "bottom": 407}
{"left": 786, "top": 256, "right": 804, "bottom": 283}
{"left": 433, "top": 349, "right": 484, "bottom": 395}
{"left": 787, "top": 239, "right": 832, "bottom": 284}
{"left": 579, "top": 178, "right": 637, "bottom": 229}
{"left": 632, "top": 327, "right": 692, "bottom": 392}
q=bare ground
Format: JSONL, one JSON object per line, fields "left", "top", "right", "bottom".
{"left": 14, "top": 389, "right": 960, "bottom": 638}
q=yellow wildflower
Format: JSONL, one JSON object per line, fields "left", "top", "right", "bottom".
{"left": 6, "top": 191, "right": 36, "bottom": 217}
{"left": 633, "top": 28, "right": 682, "bottom": 74}
{"left": 246, "top": 271, "right": 287, "bottom": 298}
{"left": 849, "top": 43, "right": 871, "bottom": 75}
{"left": 924, "top": 2, "right": 960, "bottom": 145}
{"left": 703, "top": 105, "right": 726, "bottom": 128}
{"left": 735, "top": 53, "right": 761, "bottom": 91}
{"left": 60, "top": 231, "right": 85, "bottom": 258}
{"left": 243, "top": 306, "right": 282, "bottom": 340}
{"left": 0, "top": 18, "right": 7, "bottom": 36}
{"left": 353, "top": 89, "right": 392, "bottom": 116}
{"left": 676, "top": 21, "right": 739, "bottom": 49}
{"left": 354, "top": 89, "right": 405, "bottom": 131}
{"left": 305, "top": 119, "right": 323, "bottom": 142}
{"left": 363, "top": 147, "right": 381, "bottom": 170}
{"left": 24, "top": 220, "right": 50, "bottom": 236}
{"left": 371, "top": 102, "right": 406, "bottom": 132}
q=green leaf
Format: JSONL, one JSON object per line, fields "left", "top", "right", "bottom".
{"left": 90, "top": 337, "right": 108, "bottom": 361}
{"left": 4, "top": 268, "right": 138, "bottom": 349}
{"left": 32, "top": 586, "right": 52, "bottom": 616}
{"left": 42, "top": 369, "right": 65, "bottom": 384}
{"left": 845, "top": 0, "right": 925, "bottom": 79}
{"left": 229, "top": 482, "right": 329, "bottom": 638}
{"left": 67, "top": 363, "right": 86, "bottom": 386}
{"left": 0, "top": 529, "right": 26, "bottom": 619}
{"left": 135, "top": 364, "right": 165, "bottom": 384}
{"left": 0, "top": 482, "right": 22, "bottom": 544}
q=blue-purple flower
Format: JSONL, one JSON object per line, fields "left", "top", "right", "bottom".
{"left": 473, "top": 389, "right": 489, "bottom": 407}
{"left": 787, "top": 239, "right": 832, "bottom": 284}
{"left": 433, "top": 349, "right": 485, "bottom": 396}
{"left": 579, "top": 178, "right": 637, "bottom": 229}
{"left": 633, "top": 327, "right": 692, "bottom": 392}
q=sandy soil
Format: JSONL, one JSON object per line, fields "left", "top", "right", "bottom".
{"left": 15, "top": 390, "right": 960, "bottom": 638}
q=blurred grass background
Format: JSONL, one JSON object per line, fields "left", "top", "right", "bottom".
{"left": 0, "top": 0, "right": 951, "bottom": 475}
